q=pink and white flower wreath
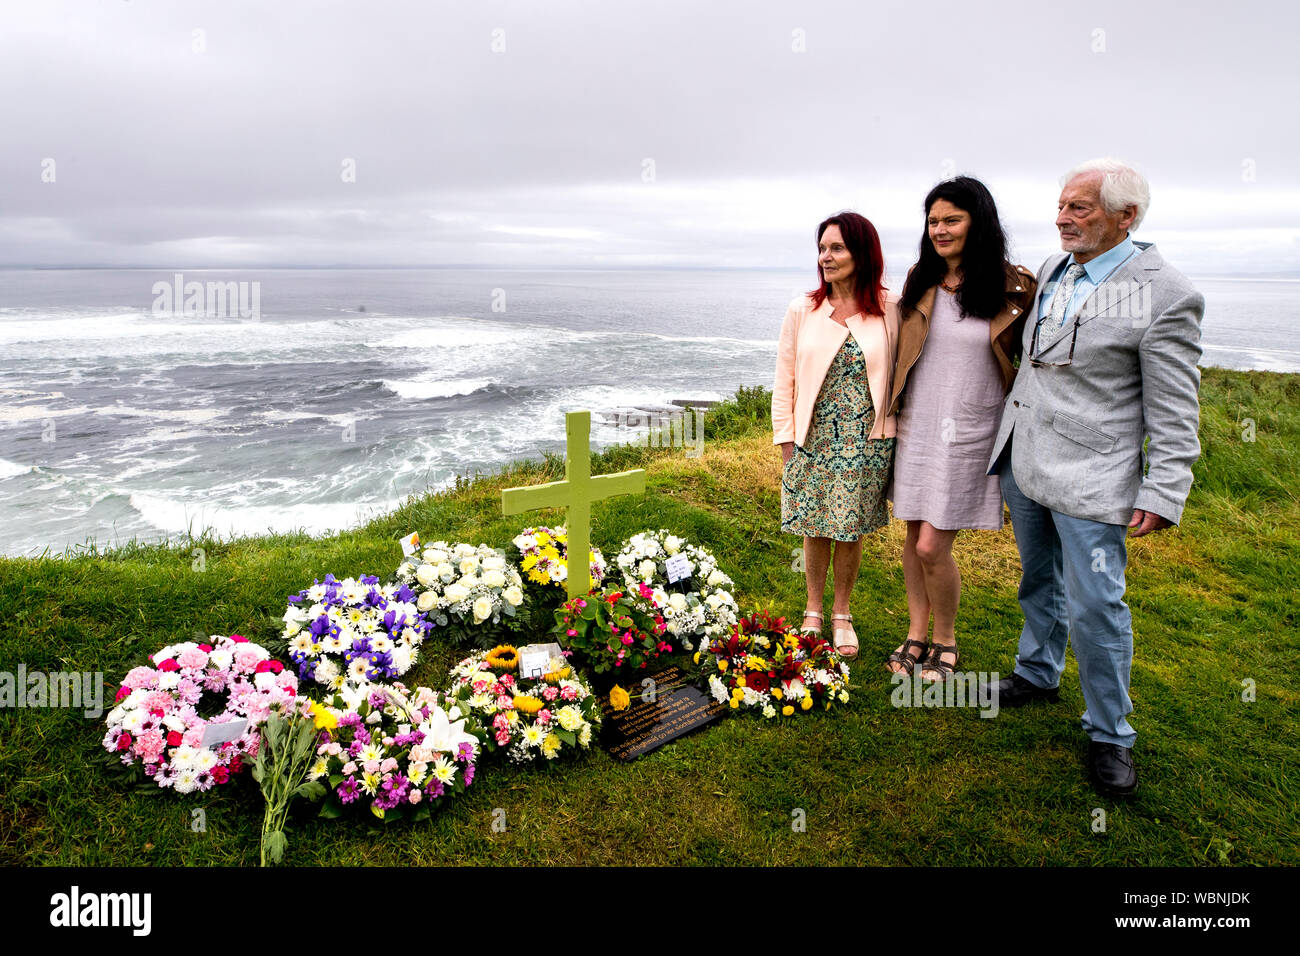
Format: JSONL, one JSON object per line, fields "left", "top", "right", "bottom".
{"left": 101, "top": 634, "right": 301, "bottom": 793}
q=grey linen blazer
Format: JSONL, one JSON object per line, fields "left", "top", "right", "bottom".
{"left": 987, "top": 241, "right": 1204, "bottom": 526}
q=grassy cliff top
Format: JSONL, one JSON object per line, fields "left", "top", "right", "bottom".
{"left": 1, "top": 367, "right": 1296, "bottom": 866}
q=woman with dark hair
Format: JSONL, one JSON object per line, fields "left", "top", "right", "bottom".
{"left": 772, "top": 212, "right": 900, "bottom": 660}
{"left": 883, "top": 177, "right": 1036, "bottom": 681}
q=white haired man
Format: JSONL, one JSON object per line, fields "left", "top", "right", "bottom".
{"left": 987, "top": 158, "right": 1204, "bottom": 797}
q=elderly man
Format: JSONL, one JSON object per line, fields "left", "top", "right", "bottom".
{"left": 987, "top": 158, "right": 1204, "bottom": 797}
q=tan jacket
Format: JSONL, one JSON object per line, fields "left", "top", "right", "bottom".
{"left": 772, "top": 294, "right": 901, "bottom": 447}
{"left": 887, "top": 264, "right": 1037, "bottom": 418}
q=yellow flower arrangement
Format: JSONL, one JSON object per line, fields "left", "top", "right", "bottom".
{"left": 485, "top": 645, "right": 519, "bottom": 672}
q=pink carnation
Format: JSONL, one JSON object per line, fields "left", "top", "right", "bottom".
{"left": 542, "top": 686, "right": 559, "bottom": 701}
{"left": 122, "top": 667, "right": 158, "bottom": 690}
{"left": 233, "top": 647, "right": 264, "bottom": 672}
{"left": 137, "top": 730, "right": 165, "bottom": 758}
{"left": 177, "top": 648, "right": 208, "bottom": 670}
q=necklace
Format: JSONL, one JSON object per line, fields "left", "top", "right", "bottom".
{"left": 940, "top": 276, "right": 961, "bottom": 294}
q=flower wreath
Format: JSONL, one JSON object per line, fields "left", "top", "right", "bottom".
{"left": 614, "top": 529, "right": 739, "bottom": 651}
{"left": 444, "top": 646, "right": 603, "bottom": 764}
{"left": 307, "top": 681, "right": 484, "bottom": 822}
{"left": 510, "top": 525, "right": 606, "bottom": 592}
{"left": 281, "top": 573, "right": 432, "bottom": 688}
{"left": 102, "top": 634, "right": 301, "bottom": 793}
{"left": 695, "top": 610, "right": 851, "bottom": 718}
{"left": 393, "top": 541, "right": 525, "bottom": 648}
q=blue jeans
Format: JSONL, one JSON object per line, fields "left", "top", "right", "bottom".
{"left": 1000, "top": 457, "right": 1137, "bottom": 748}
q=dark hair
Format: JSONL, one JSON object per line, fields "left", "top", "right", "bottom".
{"left": 898, "top": 176, "right": 1010, "bottom": 321}
{"left": 807, "top": 211, "right": 887, "bottom": 317}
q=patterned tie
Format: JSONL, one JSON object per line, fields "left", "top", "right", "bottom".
{"left": 1040, "top": 263, "right": 1086, "bottom": 342}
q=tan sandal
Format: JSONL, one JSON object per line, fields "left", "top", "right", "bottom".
{"left": 831, "top": 613, "right": 858, "bottom": 660}
{"left": 799, "top": 609, "right": 823, "bottom": 636}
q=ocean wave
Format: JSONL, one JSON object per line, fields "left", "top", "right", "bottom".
{"left": 381, "top": 377, "right": 494, "bottom": 400}
{"left": 127, "top": 491, "right": 402, "bottom": 539}
{"left": 0, "top": 458, "right": 33, "bottom": 480}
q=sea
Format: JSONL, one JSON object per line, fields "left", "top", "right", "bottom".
{"left": 1, "top": 268, "right": 1296, "bottom": 558}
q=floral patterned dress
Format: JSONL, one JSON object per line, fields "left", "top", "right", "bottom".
{"left": 780, "top": 336, "right": 895, "bottom": 541}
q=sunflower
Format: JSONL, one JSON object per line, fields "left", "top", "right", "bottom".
{"left": 512, "top": 695, "right": 545, "bottom": 715}
{"left": 485, "top": 645, "right": 519, "bottom": 672}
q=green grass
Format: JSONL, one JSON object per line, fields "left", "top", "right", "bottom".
{"left": 1, "top": 367, "right": 1296, "bottom": 866}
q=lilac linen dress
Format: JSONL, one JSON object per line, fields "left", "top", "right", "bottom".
{"left": 891, "top": 288, "right": 1006, "bottom": 530}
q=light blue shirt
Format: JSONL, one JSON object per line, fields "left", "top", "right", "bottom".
{"left": 1037, "top": 236, "right": 1141, "bottom": 324}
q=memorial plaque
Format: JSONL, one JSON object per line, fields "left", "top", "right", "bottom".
{"left": 600, "top": 664, "right": 728, "bottom": 761}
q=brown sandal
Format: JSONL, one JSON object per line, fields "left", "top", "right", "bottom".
{"left": 885, "top": 639, "right": 930, "bottom": 676}
{"left": 919, "top": 643, "right": 959, "bottom": 682}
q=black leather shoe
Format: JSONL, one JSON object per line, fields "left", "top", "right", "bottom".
{"left": 992, "top": 672, "right": 1060, "bottom": 707}
{"left": 1088, "top": 742, "right": 1137, "bottom": 797}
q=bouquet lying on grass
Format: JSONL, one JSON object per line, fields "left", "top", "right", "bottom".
{"left": 694, "top": 610, "right": 851, "bottom": 718}
{"left": 614, "top": 530, "right": 739, "bottom": 651}
{"left": 305, "top": 681, "right": 483, "bottom": 821}
{"left": 444, "top": 645, "right": 602, "bottom": 764}
{"left": 395, "top": 541, "right": 525, "bottom": 648}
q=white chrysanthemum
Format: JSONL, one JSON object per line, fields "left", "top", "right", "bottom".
{"left": 522, "top": 725, "right": 545, "bottom": 747}
{"left": 432, "top": 756, "right": 457, "bottom": 784}
{"left": 173, "top": 769, "right": 199, "bottom": 794}
{"left": 785, "top": 678, "right": 807, "bottom": 700}
{"left": 762, "top": 704, "right": 777, "bottom": 718}
{"left": 578, "top": 724, "right": 592, "bottom": 747}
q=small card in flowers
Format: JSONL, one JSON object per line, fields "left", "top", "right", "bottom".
{"left": 200, "top": 718, "right": 249, "bottom": 749}
{"left": 399, "top": 531, "right": 420, "bottom": 557}
{"left": 518, "top": 642, "right": 565, "bottom": 679}
{"left": 664, "top": 553, "right": 692, "bottom": 584}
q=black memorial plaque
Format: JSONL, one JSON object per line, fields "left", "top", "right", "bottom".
{"left": 600, "top": 664, "right": 728, "bottom": 761}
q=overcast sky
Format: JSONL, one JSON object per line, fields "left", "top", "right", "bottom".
{"left": 3, "top": 0, "right": 1297, "bottom": 274}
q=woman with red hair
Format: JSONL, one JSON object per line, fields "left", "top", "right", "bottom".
{"left": 772, "top": 212, "right": 900, "bottom": 659}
